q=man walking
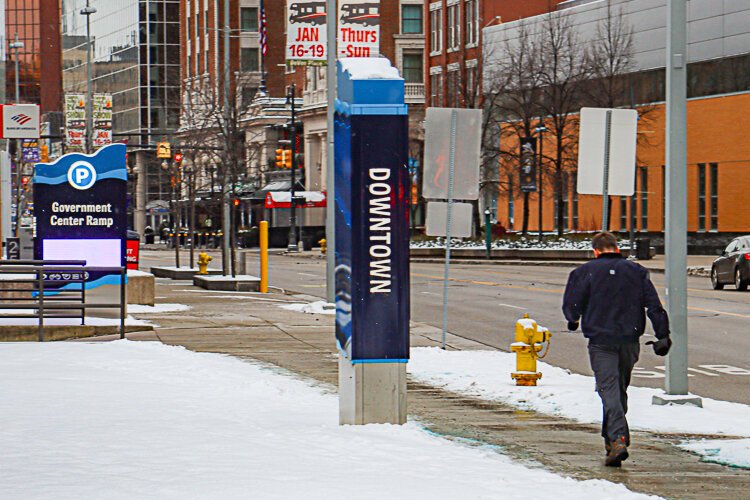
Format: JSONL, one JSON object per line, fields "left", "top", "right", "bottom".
{"left": 562, "top": 232, "right": 672, "bottom": 467}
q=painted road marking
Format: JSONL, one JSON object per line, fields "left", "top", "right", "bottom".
{"left": 633, "top": 365, "right": 750, "bottom": 378}
{"left": 412, "top": 272, "right": 750, "bottom": 320}
{"left": 499, "top": 303, "right": 525, "bottom": 310}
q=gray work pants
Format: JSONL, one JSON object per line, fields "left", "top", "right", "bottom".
{"left": 587, "top": 342, "right": 640, "bottom": 445}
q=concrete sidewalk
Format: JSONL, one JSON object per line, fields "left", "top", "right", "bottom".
{"left": 114, "top": 276, "right": 747, "bottom": 499}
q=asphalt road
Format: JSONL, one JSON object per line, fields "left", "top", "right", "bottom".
{"left": 142, "top": 249, "right": 750, "bottom": 405}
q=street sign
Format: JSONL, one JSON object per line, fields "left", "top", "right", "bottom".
{"left": 1, "top": 104, "right": 40, "bottom": 139}
{"left": 519, "top": 137, "right": 537, "bottom": 192}
{"left": 577, "top": 107, "right": 637, "bottom": 196}
{"left": 425, "top": 201, "right": 473, "bottom": 238}
{"left": 423, "top": 108, "right": 482, "bottom": 201}
{"left": 6, "top": 237, "right": 20, "bottom": 260}
{"left": 157, "top": 142, "right": 171, "bottom": 159}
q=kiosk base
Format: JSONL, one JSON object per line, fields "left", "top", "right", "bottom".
{"left": 339, "top": 357, "right": 407, "bottom": 425}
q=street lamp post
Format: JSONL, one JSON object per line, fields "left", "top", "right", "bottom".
{"left": 484, "top": 208, "right": 491, "bottom": 259}
{"left": 9, "top": 34, "right": 24, "bottom": 237}
{"left": 80, "top": 2, "right": 97, "bottom": 154}
{"left": 287, "top": 83, "right": 299, "bottom": 252}
{"left": 535, "top": 123, "right": 547, "bottom": 241}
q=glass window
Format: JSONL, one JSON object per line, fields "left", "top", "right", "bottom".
{"left": 402, "top": 53, "right": 423, "bottom": 83}
{"left": 620, "top": 197, "right": 628, "bottom": 231}
{"left": 430, "top": 73, "right": 442, "bottom": 107}
{"left": 402, "top": 5, "right": 422, "bottom": 34}
{"left": 639, "top": 167, "right": 648, "bottom": 231}
{"left": 430, "top": 8, "right": 442, "bottom": 53}
{"left": 446, "top": 69, "right": 459, "bottom": 107}
{"left": 447, "top": 4, "right": 460, "bottom": 50}
{"left": 241, "top": 48, "right": 259, "bottom": 72}
{"left": 697, "top": 163, "right": 706, "bottom": 231}
{"left": 241, "top": 7, "right": 259, "bottom": 32}
{"left": 465, "top": 0, "right": 478, "bottom": 45}
{"left": 710, "top": 163, "right": 718, "bottom": 231}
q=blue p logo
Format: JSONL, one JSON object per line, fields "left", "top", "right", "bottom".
{"left": 67, "top": 161, "right": 97, "bottom": 190}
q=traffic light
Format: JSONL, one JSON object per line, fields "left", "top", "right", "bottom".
{"left": 275, "top": 148, "right": 292, "bottom": 169}
{"left": 174, "top": 153, "right": 183, "bottom": 164}
{"left": 233, "top": 198, "right": 240, "bottom": 207}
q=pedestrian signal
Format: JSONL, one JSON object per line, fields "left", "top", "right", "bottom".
{"left": 157, "top": 142, "right": 171, "bottom": 159}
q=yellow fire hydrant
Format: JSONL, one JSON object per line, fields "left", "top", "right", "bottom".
{"left": 510, "top": 314, "right": 552, "bottom": 386}
{"left": 319, "top": 238, "right": 327, "bottom": 255}
{"left": 197, "top": 252, "right": 212, "bottom": 275}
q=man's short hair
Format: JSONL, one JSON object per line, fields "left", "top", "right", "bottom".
{"left": 592, "top": 231, "right": 618, "bottom": 252}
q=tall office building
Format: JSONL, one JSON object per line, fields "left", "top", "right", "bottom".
{"left": 62, "top": 0, "right": 181, "bottom": 231}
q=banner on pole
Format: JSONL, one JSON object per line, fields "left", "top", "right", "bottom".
{"left": 64, "top": 94, "right": 86, "bottom": 153}
{"left": 338, "top": 1, "right": 380, "bottom": 58}
{"left": 286, "top": 0, "right": 328, "bottom": 66}
{"left": 519, "top": 137, "right": 537, "bottom": 192}
{"left": 92, "top": 94, "right": 113, "bottom": 150}
{"left": 21, "top": 139, "right": 40, "bottom": 163}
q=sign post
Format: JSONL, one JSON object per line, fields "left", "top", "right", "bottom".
{"left": 335, "top": 58, "right": 409, "bottom": 425}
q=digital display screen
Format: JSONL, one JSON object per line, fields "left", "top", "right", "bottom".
{"left": 43, "top": 239, "right": 122, "bottom": 267}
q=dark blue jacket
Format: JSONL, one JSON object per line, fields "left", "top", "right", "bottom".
{"left": 562, "top": 253, "right": 670, "bottom": 344}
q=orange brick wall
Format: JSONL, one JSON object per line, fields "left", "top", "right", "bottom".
{"left": 497, "top": 92, "right": 750, "bottom": 234}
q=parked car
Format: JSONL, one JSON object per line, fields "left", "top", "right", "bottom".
{"left": 711, "top": 236, "right": 750, "bottom": 290}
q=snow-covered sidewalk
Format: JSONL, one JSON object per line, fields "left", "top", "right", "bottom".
{"left": 409, "top": 348, "right": 750, "bottom": 468}
{"left": 0, "top": 341, "right": 654, "bottom": 499}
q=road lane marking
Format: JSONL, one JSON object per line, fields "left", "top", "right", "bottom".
{"left": 412, "top": 272, "right": 750, "bottom": 320}
{"left": 499, "top": 303, "right": 525, "bottom": 310}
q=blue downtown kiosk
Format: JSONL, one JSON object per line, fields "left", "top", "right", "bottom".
{"left": 335, "top": 58, "right": 410, "bottom": 425}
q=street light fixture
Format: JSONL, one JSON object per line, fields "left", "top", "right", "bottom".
{"left": 80, "top": 2, "right": 97, "bottom": 154}
{"left": 484, "top": 208, "right": 492, "bottom": 259}
{"left": 9, "top": 34, "right": 24, "bottom": 237}
{"left": 534, "top": 124, "right": 547, "bottom": 242}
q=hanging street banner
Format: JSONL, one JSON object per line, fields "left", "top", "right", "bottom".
{"left": 33, "top": 143, "right": 128, "bottom": 291}
{"left": 519, "top": 137, "right": 537, "bottom": 192}
{"left": 0, "top": 104, "right": 40, "bottom": 139}
{"left": 286, "top": 0, "right": 328, "bottom": 65}
{"left": 22, "top": 139, "right": 41, "bottom": 163}
{"left": 92, "top": 93, "right": 113, "bottom": 150}
{"left": 338, "top": 1, "right": 380, "bottom": 58}
{"left": 65, "top": 94, "right": 86, "bottom": 153}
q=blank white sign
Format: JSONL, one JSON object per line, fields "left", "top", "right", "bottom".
{"left": 577, "top": 107, "right": 637, "bottom": 196}
{"left": 425, "top": 202, "right": 473, "bottom": 238}
{"left": 43, "top": 239, "right": 122, "bottom": 267}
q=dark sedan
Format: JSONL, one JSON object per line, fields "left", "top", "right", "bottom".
{"left": 711, "top": 236, "right": 750, "bottom": 290}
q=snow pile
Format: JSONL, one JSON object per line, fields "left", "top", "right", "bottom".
{"left": 410, "top": 237, "right": 631, "bottom": 250}
{"left": 339, "top": 57, "right": 401, "bottom": 79}
{"left": 0, "top": 314, "right": 151, "bottom": 327}
{"left": 0, "top": 342, "right": 653, "bottom": 499}
{"left": 127, "top": 303, "right": 191, "bottom": 314}
{"left": 408, "top": 348, "right": 750, "bottom": 438}
{"left": 680, "top": 438, "right": 750, "bottom": 469}
{"left": 279, "top": 301, "right": 336, "bottom": 315}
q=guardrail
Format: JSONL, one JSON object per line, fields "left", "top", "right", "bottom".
{"left": 0, "top": 260, "right": 126, "bottom": 342}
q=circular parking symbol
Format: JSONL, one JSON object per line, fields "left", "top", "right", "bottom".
{"left": 67, "top": 161, "right": 97, "bottom": 190}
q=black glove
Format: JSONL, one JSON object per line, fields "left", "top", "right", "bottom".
{"left": 646, "top": 336, "right": 672, "bottom": 356}
{"left": 567, "top": 321, "right": 579, "bottom": 331}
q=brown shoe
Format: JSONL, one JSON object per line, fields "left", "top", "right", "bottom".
{"left": 604, "top": 439, "right": 611, "bottom": 456}
{"left": 605, "top": 436, "right": 629, "bottom": 467}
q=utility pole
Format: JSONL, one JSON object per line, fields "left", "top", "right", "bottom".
{"left": 659, "top": 0, "right": 698, "bottom": 405}
{"left": 9, "top": 34, "right": 24, "bottom": 237}
{"left": 325, "top": 0, "right": 336, "bottom": 302}
{"left": 81, "top": 1, "right": 97, "bottom": 154}
{"left": 535, "top": 122, "right": 546, "bottom": 241}
{"left": 222, "top": 0, "right": 232, "bottom": 275}
{"left": 287, "top": 83, "right": 299, "bottom": 252}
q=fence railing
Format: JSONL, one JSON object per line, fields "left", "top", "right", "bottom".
{"left": 0, "top": 260, "right": 126, "bottom": 341}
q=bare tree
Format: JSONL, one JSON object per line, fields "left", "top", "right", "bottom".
{"left": 538, "top": 9, "right": 588, "bottom": 236}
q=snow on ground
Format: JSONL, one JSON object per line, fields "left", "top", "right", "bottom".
{"left": 0, "top": 342, "right": 654, "bottom": 500}
{"left": 410, "top": 236, "right": 631, "bottom": 250}
{"left": 127, "top": 303, "right": 190, "bottom": 314}
{"left": 409, "top": 348, "right": 750, "bottom": 467}
{"left": 279, "top": 300, "right": 336, "bottom": 315}
{"left": 680, "top": 438, "right": 750, "bottom": 469}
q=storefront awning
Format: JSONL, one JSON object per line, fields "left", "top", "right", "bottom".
{"left": 264, "top": 191, "right": 327, "bottom": 209}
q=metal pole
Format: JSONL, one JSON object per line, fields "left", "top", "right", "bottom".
{"left": 120, "top": 266, "right": 126, "bottom": 339}
{"left": 222, "top": 0, "right": 231, "bottom": 275}
{"left": 601, "top": 110, "right": 613, "bottom": 231}
{"left": 85, "top": 0, "right": 93, "bottom": 154}
{"left": 38, "top": 270, "right": 44, "bottom": 342}
{"left": 537, "top": 127, "right": 543, "bottom": 241}
{"left": 665, "top": 0, "right": 689, "bottom": 396}
{"left": 484, "top": 209, "right": 491, "bottom": 259}
{"left": 12, "top": 35, "right": 22, "bottom": 238}
{"left": 260, "top": 220, "right": 269, "bottom": 293}
{"left": 441, "top": 111, "right": 458, "bottom": 350}
{"left": 325, "top": 0, "right": 337, "bottom": 303}
{"left": 288, "top": 83, "right": 299, "bottom": 252}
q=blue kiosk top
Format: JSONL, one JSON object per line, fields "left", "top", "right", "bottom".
{"left": 336, "top": 58, "right": 408, "bottom": 115}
